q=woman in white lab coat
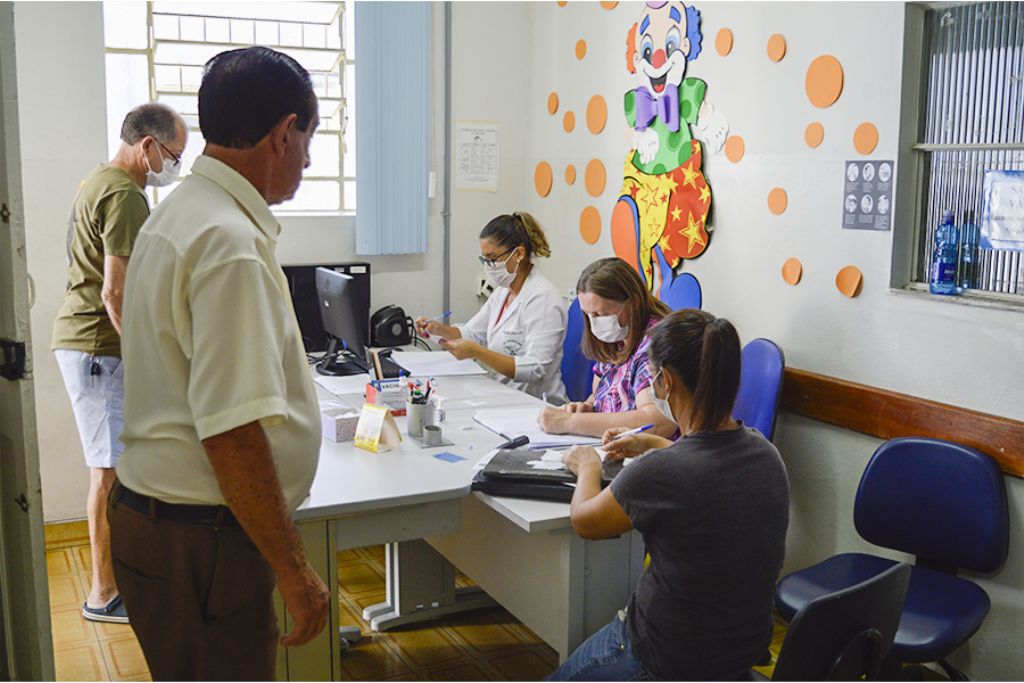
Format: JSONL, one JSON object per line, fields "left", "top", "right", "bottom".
{"left": 414, "top": 212, "right": 568, "bottom": 403}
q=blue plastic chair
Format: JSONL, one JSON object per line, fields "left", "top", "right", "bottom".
{"left": 655, "top": 246, "right": 702, "bottom": 310}
{"left": 775, "top": 437, "right": 1009, "bottom": 680}
{"left": 561, "top": 298, "right": 595, "bottom": 403}
{"left": 733, "top": 339, "right": 785, "bottom": 441}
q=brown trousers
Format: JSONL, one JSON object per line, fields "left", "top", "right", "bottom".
{"left": 108, "top": 492, "right": 279, "bottom": 681}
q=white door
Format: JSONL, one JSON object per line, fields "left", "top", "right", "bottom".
{"left": 0, "top": 4, "right": 54, "bottom": 680}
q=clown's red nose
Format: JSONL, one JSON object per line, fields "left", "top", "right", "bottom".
{"left": 651, "top": 49, "right": 667, "bottom": 68}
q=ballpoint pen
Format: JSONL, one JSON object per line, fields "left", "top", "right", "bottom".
{"left": 607, "top": 424, "right": 654, "bottom": 442}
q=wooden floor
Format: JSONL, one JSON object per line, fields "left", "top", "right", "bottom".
{"left": 46, "top": 520, "right": 787, "bottom": 681}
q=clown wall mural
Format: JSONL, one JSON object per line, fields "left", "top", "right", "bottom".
{"left": 611, "top": 0, "right": 728, "bottom": 299}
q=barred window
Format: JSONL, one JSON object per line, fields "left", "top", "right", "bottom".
{"left": 915, "top": 2, "right": 1024, "bottom": 295}
{"left": 103, "top": 1, "right": 354, "bottom": 214}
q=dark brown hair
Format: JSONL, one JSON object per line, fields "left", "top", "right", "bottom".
{"left": 479, "top": 211, "right": 551, "bottom": 259}
{"left": 576, "top": 258, "right": 671, "bottom": 364}
{"left": 648, "top": 309, "right": 741, "bottom": 432}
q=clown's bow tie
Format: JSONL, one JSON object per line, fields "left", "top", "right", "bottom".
{"left": 634, "top": 86, "right": 680, "bottom": 133}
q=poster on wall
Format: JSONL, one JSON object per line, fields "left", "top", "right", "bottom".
{"left": 980, "top": 170, "right": 1024, "bottom": 252}
{"left": 610, "top": 1, "right": 728, "bottom": 303}
{"left": 455, "top": 122, "right": 500, "bottom": 192}
{"left": 842, "top": 160, "right": 894, "bottom": 231}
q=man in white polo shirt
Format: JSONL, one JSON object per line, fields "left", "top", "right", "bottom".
{"left": 110, "top": 46, "right": 328, "bottom": 680}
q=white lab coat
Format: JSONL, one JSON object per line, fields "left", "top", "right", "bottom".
{"left": 454, "top": 268, "right": 568, "bottom": 404}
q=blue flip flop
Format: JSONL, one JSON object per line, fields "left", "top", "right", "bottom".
{"left": 82, "top": 594, "right": 129, "bottom": 624}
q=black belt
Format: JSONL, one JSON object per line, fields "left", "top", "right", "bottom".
{"left": 113, "top": 481, "right": 240, "bottom": 528}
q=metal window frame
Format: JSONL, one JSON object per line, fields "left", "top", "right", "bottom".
{"left": 103, "top": 1, "right": 352, "bottom": 215}
{"left": 899, "top": 2, "right": 1024, "bottom": 297}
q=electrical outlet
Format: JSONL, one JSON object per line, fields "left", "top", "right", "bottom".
{"left": 477, "top": 277, "right": 494, "bottom": 300}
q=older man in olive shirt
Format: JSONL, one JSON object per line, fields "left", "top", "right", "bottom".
{"left": 52, "top": 102, "right": 186, "bottom": 624}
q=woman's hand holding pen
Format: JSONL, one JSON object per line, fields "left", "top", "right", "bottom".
{"left": 601, "top": 427, "right": 672, "bottom": 462}
{"left": 537, "top": 406, "right": 574, "bottom": 434}
{"left": 414, "top": 317, "right": 459, "bottom": 341}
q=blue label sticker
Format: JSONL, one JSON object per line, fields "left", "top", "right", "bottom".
{"left": 434, "top": 452, "right": 466, "bottom": 463}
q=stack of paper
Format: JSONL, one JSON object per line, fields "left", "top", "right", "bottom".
{"left": 314, "top": 374, "right": 372, "bottom": 397}
{"left": 391, "top": 351, "right": 488, "bottom": 377}
{"left": 473, "top": 408, "right": 602, "bottom": 449}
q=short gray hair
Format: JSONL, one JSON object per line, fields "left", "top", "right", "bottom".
{"left": 119, "top": 103, "right": 182, "bottom": 145}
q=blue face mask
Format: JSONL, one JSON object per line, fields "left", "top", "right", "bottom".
{"left": 651, "top": 369, "right": 676, "bottom": 425}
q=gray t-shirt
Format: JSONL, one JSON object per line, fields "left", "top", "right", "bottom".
{"left": 610, "top": 425, "right": 789, "bottom": 680}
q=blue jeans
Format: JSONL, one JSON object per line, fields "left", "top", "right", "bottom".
{"left": 547, "top": 611, "right": 654, "bottom": 681}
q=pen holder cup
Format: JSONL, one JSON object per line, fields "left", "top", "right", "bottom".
{"left": 405, "top": 401, "right": 435, "bottom": 438}
{"left": 423, "top": 424, "right": 443, "bottom": 447}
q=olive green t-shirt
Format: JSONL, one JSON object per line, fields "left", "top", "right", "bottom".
{"left": 51, "top": 165, "right": 149, "bottom": 357}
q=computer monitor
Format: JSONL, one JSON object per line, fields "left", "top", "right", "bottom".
{"left": 315, "top": 267, "right": 370, "bottom": 376}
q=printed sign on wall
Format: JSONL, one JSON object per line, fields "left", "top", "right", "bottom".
{"left": 842, "top": 160, "right": 893, "bottom": 231}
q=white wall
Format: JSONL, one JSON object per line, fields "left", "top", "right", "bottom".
{"left": 447, "top": 2, "right": 532, "bottom": 320}
{"left": 17, "top": 2, "right": 446, "bottom": 521}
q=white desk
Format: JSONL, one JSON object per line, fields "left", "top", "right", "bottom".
{"left": 276, "top": 370, "right": 643, "bottom": 680}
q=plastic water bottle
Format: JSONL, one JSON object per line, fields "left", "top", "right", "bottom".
{"left": 958, "top": 210, "right": 978, "bottom": 291}
{"left": 929, "top": 210, "right": 958, "bottom": 295}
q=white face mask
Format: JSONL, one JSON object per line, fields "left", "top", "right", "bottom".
{"left": 651, "top": 369, "right": 677, "bottom": 425}
{"left": 588, "top": 305, "right": 628, "bottom": 343}
{"left": 145, "top": 145, "right": 181, "bottom": 187}
{"left": 484, "top": 253, "right": 519, "bottom": 289}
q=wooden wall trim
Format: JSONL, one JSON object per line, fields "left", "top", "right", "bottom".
{"left": 780, "top": 368, "right": 1024, "bottom": 479}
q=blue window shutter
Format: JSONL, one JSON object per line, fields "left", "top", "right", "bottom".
{"left": 355, "top": 1, "right": 430, "bottom": 255}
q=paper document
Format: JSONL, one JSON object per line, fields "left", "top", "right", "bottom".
{"left": 391, "top": 352, "right": 488, "bottom": 377}
{"left": 473, "top": 408, "right": 602, "bottom": 449}
{"left": 314, "top": 374, "right": 372, "bottom": 397}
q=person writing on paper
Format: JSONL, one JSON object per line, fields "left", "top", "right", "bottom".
{"left": 538, "top": 257, "right": 674, "bottom": 438}
{"left": 548, "top": 310, "right": 790, "bottom": 681}
{"left": 414, "top": 212, "right": 568, "bottom": 403}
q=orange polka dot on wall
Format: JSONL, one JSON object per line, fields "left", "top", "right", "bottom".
{"left": 565, "top": 164, "right": 577, "bottom": 185}
{"left": 836, "top": 266, "right": 863, "bottom": 298}
{"left": 563, "top": 111, "right": 576, "bottom": 133}
{"left": 854, "top": 123, "right": 879, "bottom": 155}
{"left": 725, "top": 136, "right": 745, "bottom": 163}
{"left": 715, "top": 28, "right": 733, "bottom": 57}
{"left": 585, "top": 159, "right": 606, "bottom": 197}
{"left": 575, "top": 39, "right": 587, "bottom": 61}
{"left": 781, "top": 258, "right": 803, "bottom": 286}
{"left": 805, "top": 122, "right": 824, "bottom": 148}
{"left": 586, "top": 95, "right": 607, "bottom": 135}
{"left": 600, "top": 1, "right": 619, "bottom": 9}
{"left": 805, "top": 55, "right": 844, "bottom": 108}
{"left": 579, "top": 206, "right": 602, "bottom": 244}
{"left": 767, "top": 34, "right": 786, "bottom": 62}
{"left": 557, "top": 1, "right": 567, "bottom": 6}
{"left": 534, "top": 162, "right": 553, "bottom": 198}
{"left": 768, "top": 188, "right": 788, "bottom": 215}
{"left": 547, "top": 92, "right": 559, "bottom": 115}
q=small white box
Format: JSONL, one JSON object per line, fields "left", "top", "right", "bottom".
{"left": 321, "top": 406, "right": 361, "bottom": 442}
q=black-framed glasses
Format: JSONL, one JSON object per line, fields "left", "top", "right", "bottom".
{"left": 478, "top": 246, "right": 516, "bottom": 268}
{"left": 157, "top": 140, "right": 181, "bottom": 165}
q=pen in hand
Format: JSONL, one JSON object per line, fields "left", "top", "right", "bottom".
{"left": 607, "top": 424, "right": 654, "bottom": 442}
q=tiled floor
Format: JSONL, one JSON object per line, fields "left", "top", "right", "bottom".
{"left": 46, "top": 521, "right": 560, "bottom": 681}
{"left": 47, "top": 521, "right": 790, "bottom": 681}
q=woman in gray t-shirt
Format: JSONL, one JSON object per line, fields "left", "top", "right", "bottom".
{"left": 547, "top": 310, "right": 790, "bottom": 681}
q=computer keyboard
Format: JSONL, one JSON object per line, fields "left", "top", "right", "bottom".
{"left": 378, "top": 356, "right": 409, "bottom": 379}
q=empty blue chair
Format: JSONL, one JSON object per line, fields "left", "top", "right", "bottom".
{"left": 768, "top": 563, "right": 911, "bottom": 681}
{"left": 561, "top": 298, "right": 595, "bottom": 403}
{"left": 655, "top": 247, "right": 702, "bottom": 310}
{"left": 775, "top": 437, "right": 1009, "bottom": 680}
{"left": 733, "top": 338, "right": 784, "bottom": 441}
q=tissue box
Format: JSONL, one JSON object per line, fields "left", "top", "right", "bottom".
{"left": 321, "top": 406, "right": 361, "bottom": 442}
